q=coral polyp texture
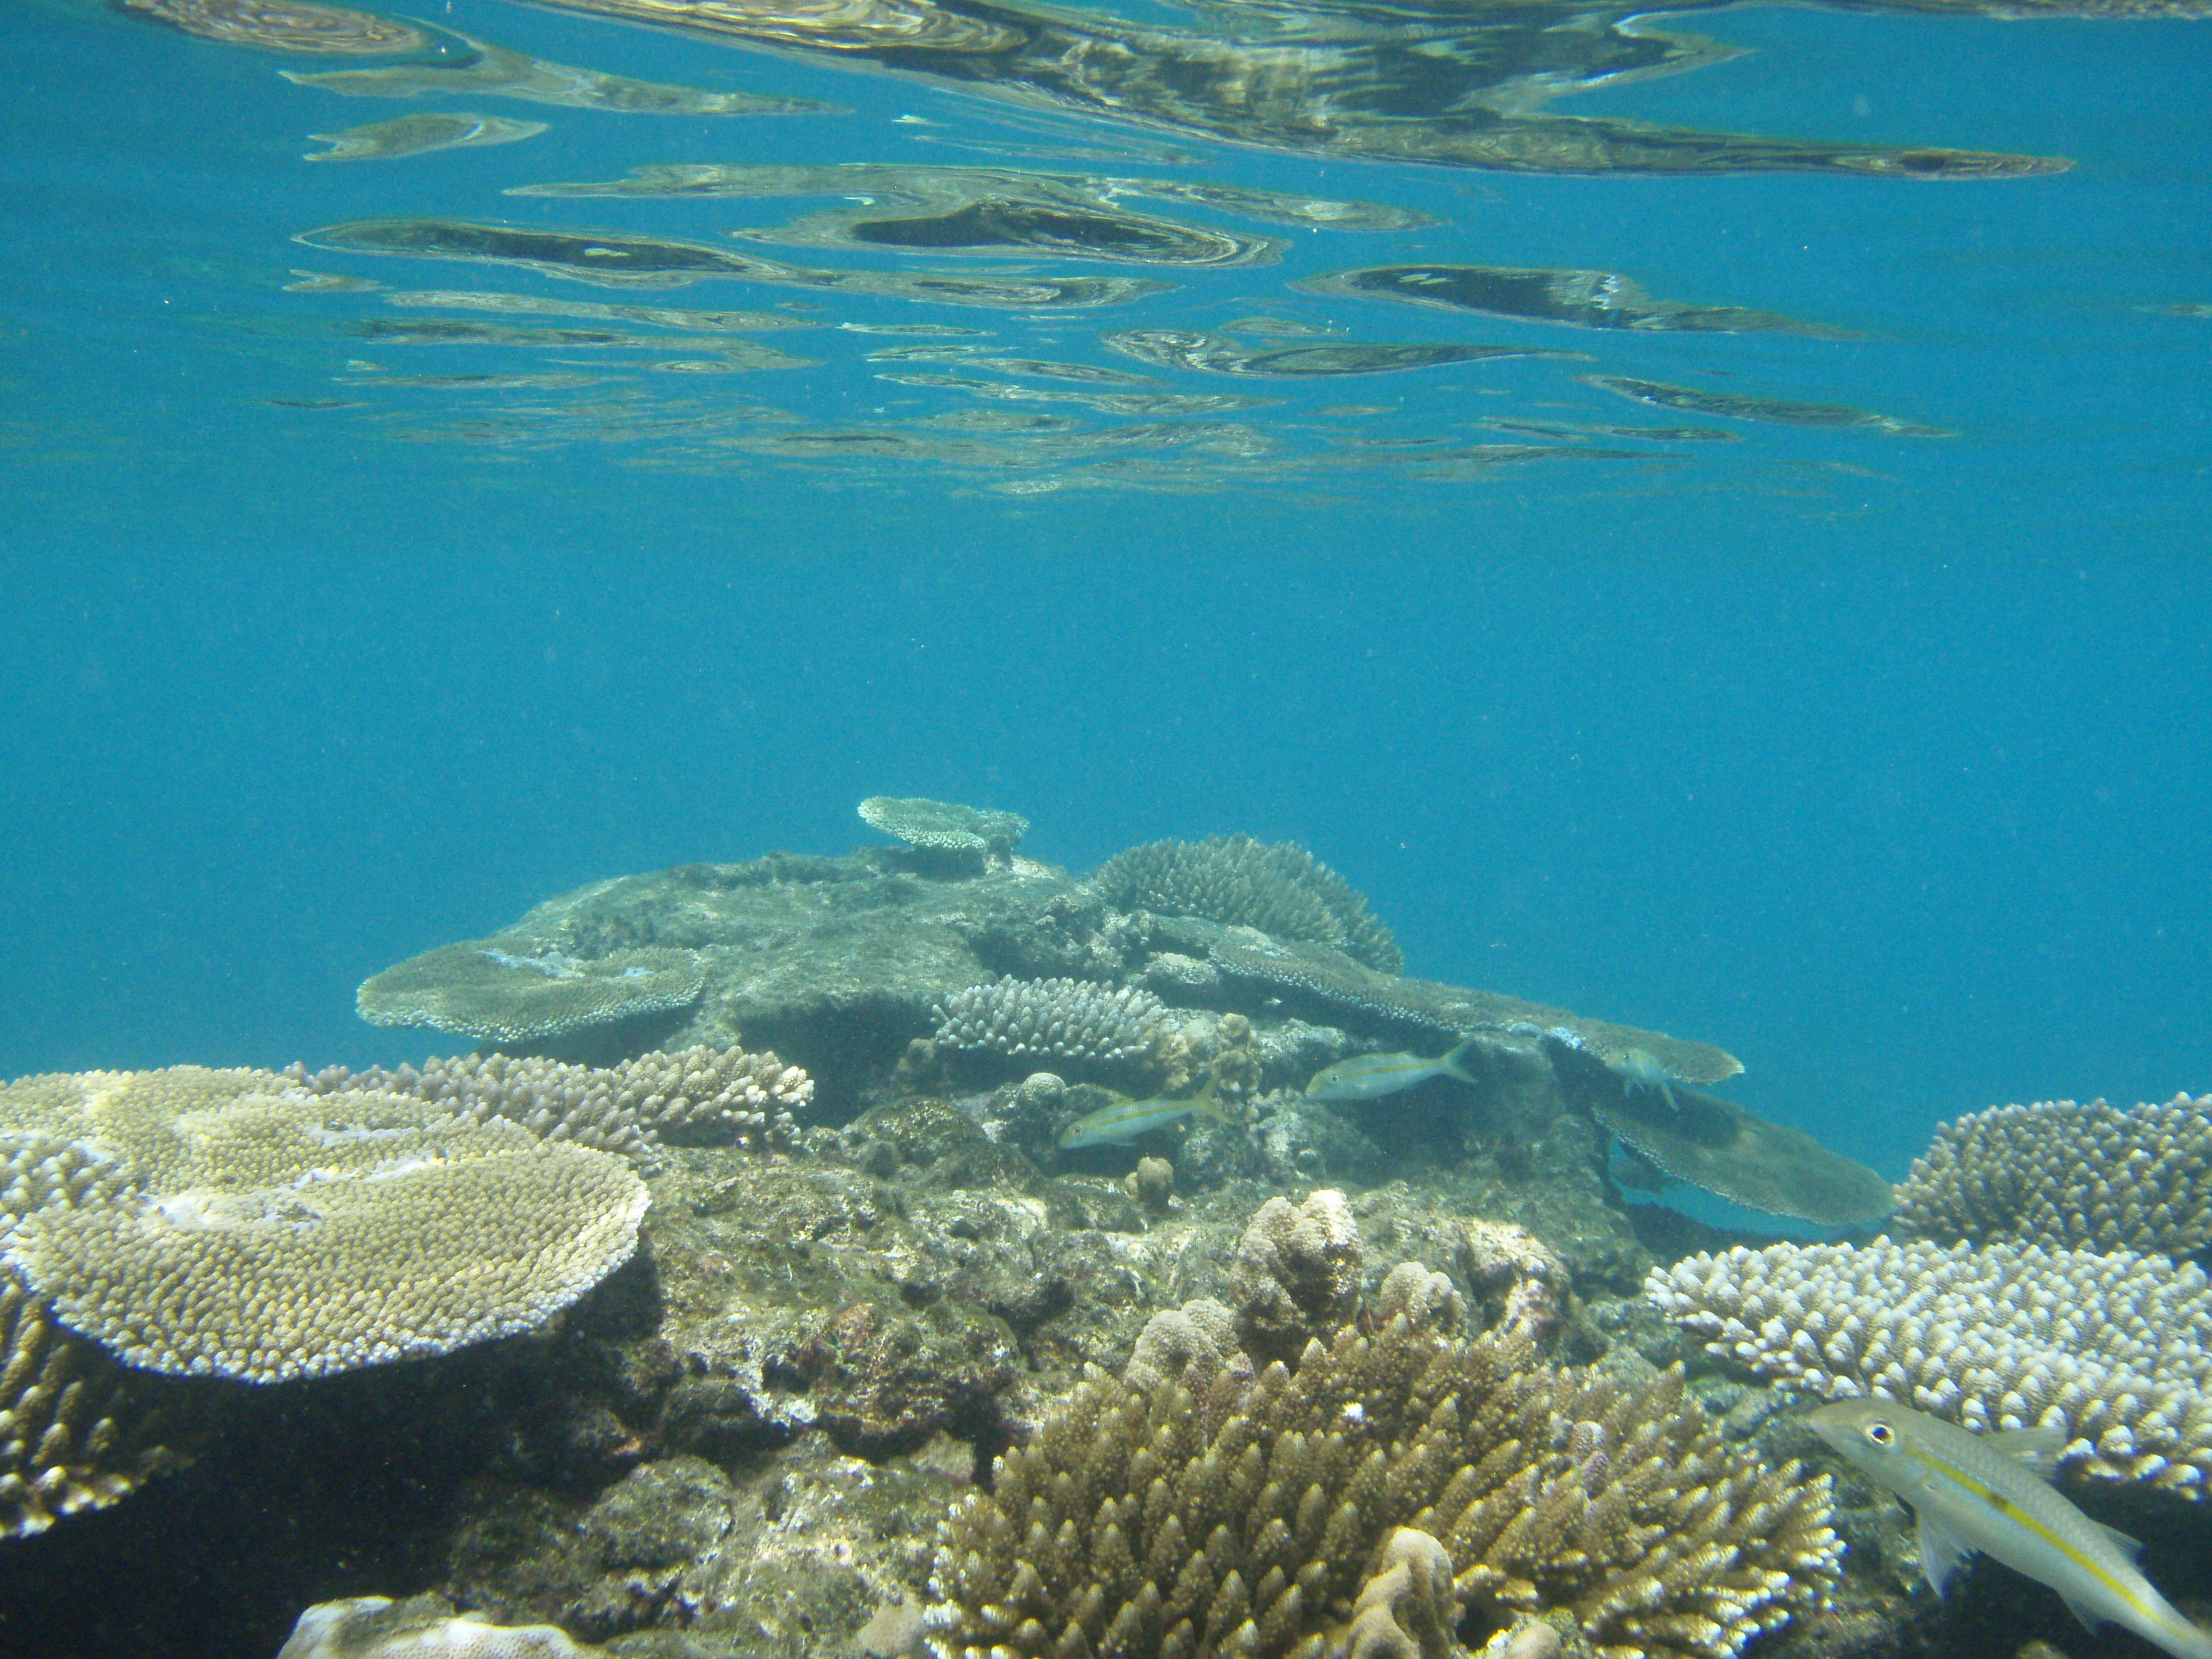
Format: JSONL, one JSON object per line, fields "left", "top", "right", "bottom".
{"left": 1891, "top": 1094, "right": 2212, "bottom": 1256}
{"left": 1093, "top": 833, "right": 1405, "bottom": 974}
{"left": 925, "top": 1309, "right": 1839, "bottom": 1659}
{"left": 934, "top": 975, "right": 1166, "bottom": 1067}
{"left": 288, "top": 1043, "right": 810, "bottom": 1164}
{"left": 356, "top": 939, "right": 707, "bottom": 1043}
{"left": 0, "top": 1066, "right": 650, "bottom": 1384}
{"left": 0, "top": 1268, "right": 202, "bottom": 1539}
{"left": 1645, "top": 1237, "right": 2212, "bottom": 1496}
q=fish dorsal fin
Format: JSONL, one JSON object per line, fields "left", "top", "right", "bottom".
{"left": 1916, "top": 1511, "right": 1978, "bottom": 1597}
{"left": 1986, "top": 1425, "right": 2068, "bottom": 1480}
{"left": 2091, "top": 1520, "right": 2145, "bottom": 1561}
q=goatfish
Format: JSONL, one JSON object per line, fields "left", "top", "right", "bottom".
{"left": 1607, "top": 1045, "right": 1682, "bottom": 1114}
{"left": 1057, "top": 1081, "right": 1232, "bottom": 1150}
{"left": 1304, "top": 1038, "right": 1477, "bottom": 1102}
{"left": 1809, "top": 1399, "right": 2212, "bottom": 1659}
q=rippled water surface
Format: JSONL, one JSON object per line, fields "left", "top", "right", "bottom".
{"left": 4, "top": 0, "right": 2209, "bottom": 1178}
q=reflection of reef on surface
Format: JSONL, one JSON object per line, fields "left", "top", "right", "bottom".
{"left": 1107, "top": 328, "right": 1571, "bottom": 378}
{"left": 302, "top": 111, "right": 547, "bottom": 161}
{"left": 513, "top": 163, "right": 1427, "bottom": 268}
{"left": 1298, "top": 264, "right": 1848, "bottom": 336}
{"left": 296, "top": 218, "right": 1173, "bottom": 307}
{"left": 515, "top": 0, "right": 2081, "bottom": 177}
{"left": 122, "top": 0, "right": 428, "bottom": 53}
{"left": 1585, "top": 375, "right": 1953, "bottom": 435}
{"left": 284, "top": 29, "right": 835, "bottom": 114}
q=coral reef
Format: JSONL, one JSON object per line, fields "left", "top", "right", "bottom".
{"left": 0, "top": 1066, "right": 649, "bottom": 1382}
{"left": 1891, "top": 1094, "right": 2212, "bottom": 1256}
{"left": 1230, "top": 1189, "right": 1365, "bottom": 1364}
{"left": 1646, "top": 1237, "right": 2212, "bottom": 1496}
{"left": 358, "top": 940, "right": 707, "bottom": 1043}
{"left": 288, "top": 1043, "right": 810, "bottom": 1164}
{"left": 860, "top": 796, "right": 1030, "bottom": 864}
{"left": 0, "top": 1266, "right": 204, "bottom": 1538}
{"left": 925, "top": 1302, "right": 1840, "bottom": 1659}
{"left": 1093, "top": 833, "right": 1405, "bottom": 973}
{"left": 934, "top": 975, "right": 1166, "bottom": 1069}
{"left": 278, "top": 1593, "right": 611, "bottom": 1656}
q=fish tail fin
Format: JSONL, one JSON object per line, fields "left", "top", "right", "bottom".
{"left": 1441, "top": 1037, "right": 1479, "bottom": 1085}
{"left": 1193, "top": 1077, "right": 1236, "bottom": 1126}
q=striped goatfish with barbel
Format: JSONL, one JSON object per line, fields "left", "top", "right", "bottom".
{"left": 1809, "top": 1399, "right": 2212, "bottom": 1659}
{"left": 1304, "top": 1038, "right": 1478, "bottom": 1102}
{"left": 1057, "top": 1079, "right": 1233, "bottom": 1149}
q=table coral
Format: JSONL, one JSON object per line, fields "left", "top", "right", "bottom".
{"left": 357, "top": 939, "right": 706, "bottom": 1043}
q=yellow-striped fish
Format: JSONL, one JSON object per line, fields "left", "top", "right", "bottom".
{"left": 1057, "top": 1081, "right": 1232, "bottom": 1150}
{"left": 1809, "top": 1399, "right": 2212, "bottom": 1659}
{"left": 1304, "top": 1038, "right": 1477, "bottom": 1102}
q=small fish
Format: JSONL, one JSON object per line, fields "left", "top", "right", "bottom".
{"left": 1608, "top": 1046, "right": 1681, "bottom": 1113}
{"left": 1304, "top": 1038, "right": 1478, "bottom": 1102}
{"left": 1057, "top": 1081, "right": 1231, "bottom": 1150}
{"left": 1809, "top": 1399, "right": 2212, "bottom": 1659}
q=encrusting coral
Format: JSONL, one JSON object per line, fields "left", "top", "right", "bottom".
{"left": 357, "top": 939, "right": 707, "bottom": 1043}
{"left": 1093, "top": 834, "right": 1405, "bottom": 974}
{"left": 288, "top": 1043, "right": 811, "bottom": 1165}
{"left": 926, "top": 1291, "right": 1840, "bottom": 1659}
{"left": 935, "top": 975, "right": 1166, "bottom": 1068}
{"left": 0, "top": 1066, "right": 650, "bottom": 1384}
{"left": 1646, "top": 1237, "right": 2212, "bottom": 1496}
{"left": 1891, "top": 1094, "right": 2212, "bottom": 1257}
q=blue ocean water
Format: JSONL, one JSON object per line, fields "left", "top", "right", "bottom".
{"left": 3, "top": 0, "right": 2209, "bottom": 1203}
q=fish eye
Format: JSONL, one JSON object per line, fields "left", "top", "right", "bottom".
{"left": 1865, "top": 1422, "right": 1894, "bottom": 1446}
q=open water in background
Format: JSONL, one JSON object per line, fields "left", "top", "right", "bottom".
{"left": 2, "top": 0, "right": 2209, "bottom": 1194}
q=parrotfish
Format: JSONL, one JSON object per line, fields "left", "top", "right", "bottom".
{"left": 1809, "top": 1399, "right": 2212, "bottom": 1659}
{"left": 1057, "top": 1081, "right": 1231, "bottom": 1149}
{"left": 1304, "top": 1038, "right": 1476, "bottom": 1102}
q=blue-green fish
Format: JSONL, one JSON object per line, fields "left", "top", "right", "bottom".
{"left": 1608, "top": 1045, "right": 1681, "bottom": 1113}
{"left": 1304, "top": 1039, "right": 1476, "bottom": 1102}
{"left": 1057, "top": 1081, "right": 1231, "bottom": 1149}
{"left": 1810, "top": 1399, "right": 2212, "bottom": 1659}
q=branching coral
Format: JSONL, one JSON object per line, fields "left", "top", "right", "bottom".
{"left": 289, "top": 1043, "right": 810, "bottom": 1164}
{"left": 935, "top": 976, "right": 1166, "bottom": 1068}
{"left": 1231, "top": 1189, "right": 1364, "bottom": 1365}
{"left": 1646, "top": 1237, "right": 2212, "bottom": 1496}
{"left": 926, "top": 1305, "right": 1838, "bottom": 1659}
{"left": 1094, "top": 835, "right": 1403, "bottom": 974}
{"left": 1892, "top": 1094, "right": 2212, "bottom": 1257}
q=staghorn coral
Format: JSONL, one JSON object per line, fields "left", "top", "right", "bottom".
{"left": 0, "top": 1266, "right": 204, "bottom": 1539}
{"left": 1095, "top": 834, "right": 1403, "bottom": 973}
{"left": 925, "top": 1304, "right": 1840, "bottom": 1659}
{"left": 935, "top": 975, "right": 1166, "bottom": 1068}
{"left": 1892, "top": 1093, "right": 2212, "bottom": 1257}
{"left": 860, "top": 796, "right": 1030, "bottom": 861}
{"left": 0, "top": 1067, "right": 650, "bottom": 1384}
{"left": 289, "top": 1043, "right": 810, "bottom": 1164}
{"left": 1231, "top": 1189, "right": 1364, "bottom": 1365}
{"left": 358, "top": 939, "right": 706, "bottom": 1043}
{"left": 1646, "top": 1237, "right": 2212, "bottom": 1496}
